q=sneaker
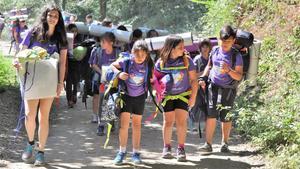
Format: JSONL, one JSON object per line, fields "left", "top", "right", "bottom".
{"left": 91, "top": 114, "right": 98, "bottom": 123}
{"left": 162, "top": 146, "right": 173, "bottom": 159}
{"left": 34, "top": 152, "right": 45, "bottom": 166}
{"left": 97, "top": 125, "right": 105, "bottom": 136}
{"left": 21, "top": 144, "right": 34, "bottom": 163}
{"left": 220, "top": 142, "right": 230, "bottom": 153}
{"left": 198, "top": 142, "right": 213, "bottom": 153}
{"left": 176, "top": 147, "right": 187, "bottom": 162}
{"left": 114, "top": 151, "right": 127, "bottom": 165}
{"left": 132, "top": 152, "right": 142, "bottom": 164}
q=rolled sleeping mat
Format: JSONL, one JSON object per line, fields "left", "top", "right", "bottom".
{"left": 18, "top": 57, "right": 58, "bottom": 100}
{"left": 112, "top": 29, "right": 132, "bottom": 43}
{"left": 246, "top": 39, "right": 261, "bottom": 86}
{"left": 67, "top": 33, "right": 74, "bottom": 54}
{"left": 89, "top": 24, "right": 132, "bottom": 43}
{"left": 9, "top": 15, "right": 28, "bottom": 21}
{"left": 145, "top": 32, "right": 193, "bottom": 51}
{"left": 89, "top": 24, "right": 112, "bottom": 37}
{"left": 185, "top": 40, "right": 200, "bottom": 53}
{"left": 139, "top": 27, "right": 169, "bottom": 38}
{"left": 75, "top": 22, "right": 89, "bottom": 35}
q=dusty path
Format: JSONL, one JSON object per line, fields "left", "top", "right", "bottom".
{"left": 1, "top": 94, "right": 266, "bottom": 169}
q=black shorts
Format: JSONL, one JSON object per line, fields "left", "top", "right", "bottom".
{"left": 92, "top": 82, "right": 100, "bottom": 95}
{"left": 207, "top": 83, "right": 237, "bottom": 122}
{"left": 120, "top": 93, "right": 146, "bottom": 115}
{"left": 162, "top": 95, "right": 189, "bottom": 112}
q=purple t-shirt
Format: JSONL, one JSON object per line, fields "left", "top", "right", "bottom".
{"left": 21, "top": 30, "right": 66, "bottom": 55}
{"left": 155, "top": 56, "right": 196, "bottom": 95}
{"left": 209, "top": 47, "right": 243, "bottom": 87}
{"left": 16, "top": 26, "right": 27, "bottom": 43}
{"left": 92, "top": 48, "right": 117, "bottom": 68}
{"left": 118, "top": 56, "right": 147, "bottom": 97}
{"left": 193, "top": 54, "right": 209, "bottom": 77}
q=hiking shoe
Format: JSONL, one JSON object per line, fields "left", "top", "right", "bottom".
{"left": 198, "top": 142, "right": 213, "bottom": 153}
{"left": 114, "top": 152, "right": 127, "bottom": 165}
{"left": 97, "top": 125, "right": 105, "bottom": 136}
{"left": 132, "top": 152, "right": 142, "bottom": 164}
{"left": 21, "top": 144, "right": 34, "bottom": 163}
{"left": 91, "top": 114, "right": 98, "bottom": 123}
{"left": 176, "top": 147, "right": 187, "bottom": 162}
{"left": 220, "top": 142, "right": 230, "bottom": 153}
{"left": 34, "top": 152, "right": 45, "bottom": 166}
{"left": 162, "top": 146, "right": 173, "bottom": 159}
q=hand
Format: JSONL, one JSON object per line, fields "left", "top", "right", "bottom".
{"left": 56, "top": 83, "right": 64, "bottom": 97}
{"left": 188, "top": 96, "right": 196, "bottom": 108}
{"left": 118, "top": 72, "right": 129, "bottom": 80}
{"left": 220, "top": 61, "right": 230, "bottom": 74}
{"left": 12, "top": 58, "right": 21, "bottom": 70}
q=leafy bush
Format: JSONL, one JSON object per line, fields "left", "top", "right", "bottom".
{"left": 0, "top": 52, "right": 17, "bottom": 89}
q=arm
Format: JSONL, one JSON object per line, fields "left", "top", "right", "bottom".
{"left": 189, "top": 69, "right": 198, "bottom": 98}
{"left": 13, "top": 29, "right": 19, "bottom": 43}
{"left": 57, "top": 49, "right": 67, "bottom": 97}
{"left": 227, "top": 66, "right": 243, "bottom": 81}
{"left": 111, "top": 60, "right": 128, "bottom": 80}
{"left": 92, "top": 64, "right": 102, "bottom": 74}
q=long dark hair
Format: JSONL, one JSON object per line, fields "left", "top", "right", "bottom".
{"left": 159, "top": 35, "right": 184, "bottom": 64}
{"left": 31, "top": 5, "right": 67, "bottom": 48}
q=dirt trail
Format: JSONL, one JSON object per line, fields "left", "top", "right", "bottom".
{"left": 0, "top": 95, "right": 266, "bottom": 169}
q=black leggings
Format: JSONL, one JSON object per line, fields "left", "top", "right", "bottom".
{"left": 66, "top": 60, "right": 80, "bottom": 102}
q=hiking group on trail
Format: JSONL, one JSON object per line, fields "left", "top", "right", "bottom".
{"left": 10, "top": 4, "right": 255, "bottom": 167}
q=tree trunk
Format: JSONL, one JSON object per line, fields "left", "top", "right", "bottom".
{"left": 99, "top": 0, "right": 107, "bottom": 21}
{"left": 62, "top": 0, "right": 67, "bottom": 10}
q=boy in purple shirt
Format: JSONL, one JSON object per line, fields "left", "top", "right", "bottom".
{"left": 189, "top": 39, "right": 212, "bottom": 132}
{"left": 199, "top": 25, "right": 243, "bottom": 153}
{"left": 89, "top": 32, "right": 119, "bottom": 126}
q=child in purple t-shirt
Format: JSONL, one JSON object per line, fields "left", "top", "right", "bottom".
{"left": 110, "top": 40, "right": 153, "bottom": 165}
{"left": 189, "top": 39, "right": 212, "bottom": 132}
{"left": 13, "top": 19, "right": 28, "bottom": 54}
{"left": 198, "top": 25, "right": 243, "bottom": 153}
{"left": 153, "top": 35, "right": 198, "bottom": 162}
{"left": 89, "top": 32, "right": 119, "bottom": 126}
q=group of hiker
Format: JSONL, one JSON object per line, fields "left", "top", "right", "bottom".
{"left": 12, "top": 4, "right": 249, "bottom": 166}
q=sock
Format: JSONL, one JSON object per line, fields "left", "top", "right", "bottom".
{"left": 38, "top": 151, "right": 44, "bottom": 154}
{"left": 178, "top": 144, "right": 185, "bottom": 149}
{"left": 120, "top": 146, "right": 126, "bottom": 153}
{"left": 164, "top": 144, "right": 171, "bottom": 148}
{"left": 28, "top": 140, "right": 35, "bottom": 146}
{"left": 133, "top": 148, "right": 140, "bottom": 154}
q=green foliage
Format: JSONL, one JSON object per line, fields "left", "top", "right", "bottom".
{"left": 0, "top": 53, "right": 17, "bottom": 89}
{"left": 193, "top": 0, "right": 240, "bottom": 36}
{"left": 105, "top": 0, "right": 206, "bottom": 33}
